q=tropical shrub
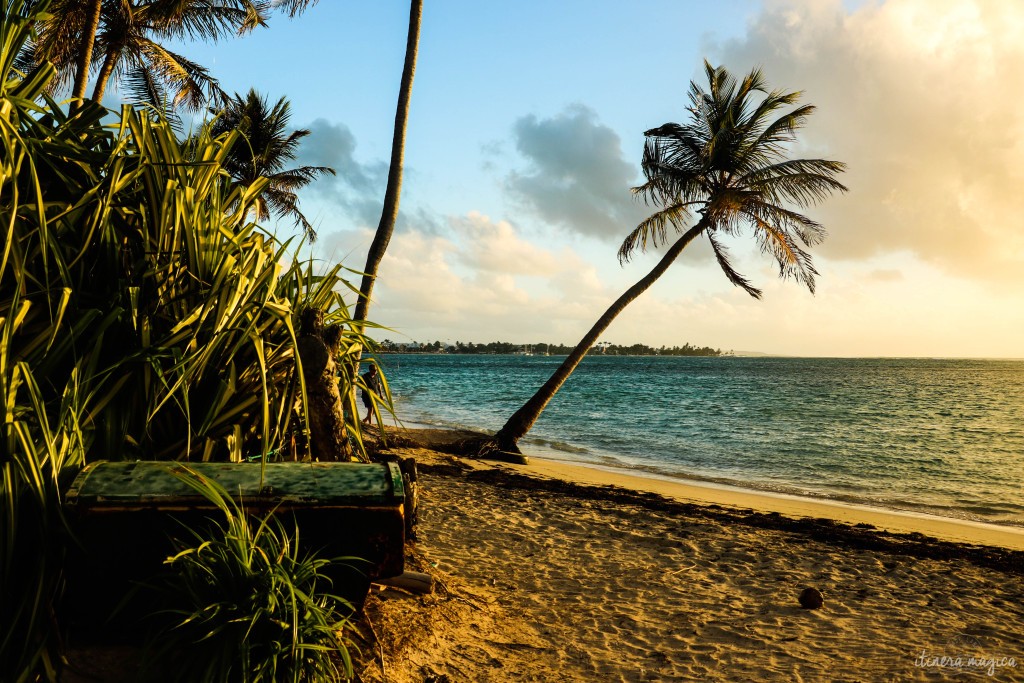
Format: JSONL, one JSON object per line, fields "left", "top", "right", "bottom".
{"left": 149, "top": 468, "right": 356, "bottom": 683}
{"left": 3, "top": 4, "right": 376, "bottom": 466}
{"left": 0, "top": 1, "right": 380, "bottom": 678}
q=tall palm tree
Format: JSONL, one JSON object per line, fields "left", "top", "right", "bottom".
{"left": 23, "top": 0, "right": 266, "bottom": 111}
{"left": 210, "top": 89, "right": 334, "bottom": 240}
{"left": 245, "top": 0, "right": 420, "bottom": 322}
{"left": 486, "top": 61, "right": 847, "bottom": 454}
{"left": 353, "top": 0, "right": 422, "bottom": 325}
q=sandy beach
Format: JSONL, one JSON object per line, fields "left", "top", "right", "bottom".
{"left": 355, "top": 429, "right": 1024, "bottom": 682}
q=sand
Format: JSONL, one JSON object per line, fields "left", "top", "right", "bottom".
{"left": 354, "top": 430, "right": 1024, "bottom": 682}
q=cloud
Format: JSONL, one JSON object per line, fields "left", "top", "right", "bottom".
{"left": 300, "top": 118, "right": 386, "bottom": 194}
{"left": 504, "top": 105, "right": 649, "bottom": 241}
{"left": 450, "top": 212, "right": 559, "bottom": 275}
{"left": 708, "top": 0, "right": 1024, "bottom": 282}
{"left": 296, "top": 118, "right": 388, "bottom": 227}
{"left": 295, "top": 119, "right": 445, "bottom": 237}
{"left": 363, "top": 213, "right": 612, "bottom": 342}
{"left": 326, "top": 214, "right": 1024, "bottom": 358}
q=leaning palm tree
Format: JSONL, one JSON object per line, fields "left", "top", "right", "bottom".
{"left": 210, "top": 89, "right": 334, "bottom": 240}
{"left": 484, "top": 61, "right": 847, "bottom": 454}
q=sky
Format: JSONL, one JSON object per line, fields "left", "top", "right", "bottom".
{"left": 161, "top": 0, "right": 1024, "bottom": 358}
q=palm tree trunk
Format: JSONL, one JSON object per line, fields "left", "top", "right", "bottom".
{"left": 90, "top": 49, "right": 117, "bottom": 105}
{"left": 493, "top": 219, "right": 709, "bottom": 451}
{"left": 71, "top": 0, "right": 103, "bottom": 108}
{"left": 296, "top": 308, "right": 356, "bottom": 462}
{"left": 353, "top": 0, "right": 422, "bottom": 325}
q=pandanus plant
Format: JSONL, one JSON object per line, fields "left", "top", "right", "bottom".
{"left": 1, "top": 3, "right": 378, "bottom": 677}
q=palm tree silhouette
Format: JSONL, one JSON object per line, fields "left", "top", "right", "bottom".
{"left": 23, "top": 0, "right": 265, "bottom": 112}
{"left": 353, "top": 0, "right": 422, "bottom": 324}
{"left": 210, "top": 89, "right": 335, "bottom": 240}
{"left": 487, "top": 61, "right": 848, "bottom": 453}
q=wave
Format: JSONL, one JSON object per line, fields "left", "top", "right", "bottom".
{"left": 521, "top": 436, "right": 590, "bottom": 454}
{"left": 386, "top": 356, "right": 1024, "bottom": 526}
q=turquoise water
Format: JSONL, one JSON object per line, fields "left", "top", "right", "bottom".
{"left": 378, "top": 355, "right": 1024, "bottom": 526}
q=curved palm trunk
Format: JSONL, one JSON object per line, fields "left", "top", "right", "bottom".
{"left": 353, "top": 0, "right": 422, "bottom": 325}
{"left": 90, "top": 49, "right": 117, "bottom": 104}
{"left": 71, "top": 0, "right": 103, "bottom": 107}
{"left": 493, "top": 219, "right": 708, "bottom": 452}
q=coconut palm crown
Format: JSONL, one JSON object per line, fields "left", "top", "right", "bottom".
{"left": 20, "top": 0, "right": 267, "bottom": 111}
{"left": 623, "top": 60, "right": 847, "bottom": 298}
{"left": 484, "top": 61, "right": 847, "bottom": 454}
{"left": 210, "top": 88, "right": 335, "bottom": 240}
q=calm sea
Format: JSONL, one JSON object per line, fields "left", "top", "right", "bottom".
{"left": 377, "top": 355, "right": 1024, "bottom": 526}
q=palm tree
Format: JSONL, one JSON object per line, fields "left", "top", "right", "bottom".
{"left": 485, "top": 61, "right": 847, "bottom": 454}
{"left": 23, "top": 0, "right": 266, "bottom": 111}
{"left": 245, "top": 0, "right": 419, "bottom": 321}
{"left": 353, "top": 0, "right": 422, "bottom": 324}
{"left": 210, "top": 89, "right": 334, "bottom": 240}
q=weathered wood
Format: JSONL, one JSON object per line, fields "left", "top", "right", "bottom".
{"left": 62, "top": 461, "right": 407, "bottom": 638}
{"left": 297, "top": 308, "right": 354, "bottom": 461}
{"left": 399, "top": 457, "right": 418, "bottom": 535}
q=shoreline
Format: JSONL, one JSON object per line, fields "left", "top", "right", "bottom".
{"left": 520, "top": 453, "right": 1024, "bottom": 551}
{"left": 390, "top": 421, "right": 1024, "bottom": 551}
{"left": 356, "top": 429, "right": 1024, "bottom": 681}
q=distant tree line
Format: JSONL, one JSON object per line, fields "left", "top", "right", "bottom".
{"left": 375, "top": 339, "right": 723, "bottom": 356}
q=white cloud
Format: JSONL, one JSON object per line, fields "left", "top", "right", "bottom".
{"left": 361, "top": 212, "right": 616, "bottom": 342}
{"left": 450, "top": 212, "right": 559, "bottom": 275}
{"left": 313, "top": 0, "right": 1024, "bottom": 357}
{"left": 708, "top": 0, "right": 1024, "bottom": 282}
{"left": 596, "top": 254, "right": 1024, "bottom": 358}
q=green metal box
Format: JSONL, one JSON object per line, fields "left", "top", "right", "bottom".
{"left": 63, "top": 461, "right": 407, "bottom": 639}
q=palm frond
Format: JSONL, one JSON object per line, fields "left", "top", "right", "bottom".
{"left": 741, "top": 200, "right": 827, "bottom": 247}
{"left": 210, "top": 88, "right": 334, "bottom": 239}
{"left": 629, "top": 61, "right": 846, "bottom": 297}
{"left": 740, "top": 158, "right": 848, "bottom": 208}
{"left": 272, "top": 0, "right": 321, "bottom": 18}
{"left": 267, "top": 165, "right": 335, "bottom": 190}
{"left": 121, "top": 64, "right": 184, "bottom": 132}
{"left": 748, "top": 214, "right": 820, "bottom": 293}
{"left": 264, "top": 188, "right": 316, "bottom": 240}
{"left": 146, "top": 1, "right": 270, "bottom": 41}
{"left": 707, "top": 232, "right": 762, "bottom": 299}
{"left": 617, "top": 201, "right": 691, "bottom": 263}
{"left": 139, "top": 41, "right": 223, "bottom": 111}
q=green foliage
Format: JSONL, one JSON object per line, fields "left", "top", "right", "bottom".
{"left": 0, "top": 362, "right": 86, "bottom": 681}
{"left": 149, "top": 467, "right": 356, "bottom": 683}
{"left": 0, "top": 3, "right": 380, "bottom": 679}
{"left": 209, "top": 88, "right": 335, "bottom": 240}
{"left": 626, "top": 60, "right": 848, "bottom": 297}
{"left": 2, "top": 35, "right": 373, "bottom": 465}
{"left": 1, "top": 4, "right": 90, "bottom": 678}
{"left": 23, "top": 0, "right": 268, "bottom": 111}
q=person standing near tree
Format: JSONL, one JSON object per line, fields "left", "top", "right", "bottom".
{"left": 361, "top": 364, "right": 381, "bottom": 425}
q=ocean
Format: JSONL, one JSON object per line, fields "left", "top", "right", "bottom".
{"left": 376, "top": 355, "right": 1024, "bottom": 527}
